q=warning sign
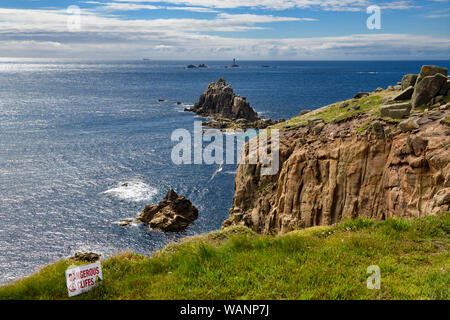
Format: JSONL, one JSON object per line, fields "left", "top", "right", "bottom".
{"left": 65, "top": 261, "right": 103, "bottom": 297}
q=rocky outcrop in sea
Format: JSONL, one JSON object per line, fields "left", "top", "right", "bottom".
{"left": 135, "top": 189, "right": 198, "bottom": 232}
{"left": 185, "top": 78, "right": 284, "bottom": 130}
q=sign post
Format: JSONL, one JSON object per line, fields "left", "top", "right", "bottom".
{"left": 65, "top": 261, "right": 103, "bottom": 297}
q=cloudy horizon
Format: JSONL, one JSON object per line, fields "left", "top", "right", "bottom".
{"left": 0, "top": 0, "right": 449, "bottom": 60}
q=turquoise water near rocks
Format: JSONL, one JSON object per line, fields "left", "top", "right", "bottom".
{"left": 0, "top": 59, "right": 449, "bottom": 284}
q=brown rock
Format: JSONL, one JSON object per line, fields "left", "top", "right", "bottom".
{"left": 136, "top": 189, "right": 198, "bottom": 231}
{"left": 380, "top": 102, "right": 411, "bottom": 118}
{"left": 188, "top": 78, "right": 258, "bottom": 122}
{"left": 412, "top": 73, "right": 448, "bottom": 108}
{"left": 415, "top": 65, "right": 448, "bottom": 86}
{"left": 223, "top": 115, "right": 449, "bottom": 234}
{"left": 372, "top": 121, "right": 385, "bottom": 139}
{"left": 70, "top": 252, "right": 101, "bottom": 262}
{"left": 339, "top": 102, "right": 349, "bottom": 109}
{"left": 401, "top": 74, "right": 418, "bottom": 90}
{"left": 407, "top": 135, "right": 428, "bottom": 156}
{"left": 393, "top": 86, "right": 414, "bottom": 101}
{"left": 399, "top": 117, "right": 420, "bottom": 132}
{"left": 354, "top": 92, "right": 369, "bottom": 99}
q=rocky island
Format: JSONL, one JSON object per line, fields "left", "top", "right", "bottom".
{"left": 135, "top": 189, "right": 198, "bottom": 231}
{"left": 185, "top": 78, "right": 284, "bottom": 130}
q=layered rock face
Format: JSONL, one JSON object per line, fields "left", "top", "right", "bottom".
{"left": 224, "top": 116, "right": 450, "bottom": 234}
{"left": 223, "top": 66, "right": 450, "bottom": 234}
{"left": 136, "top": 189, "right": 198, "bottom": 231}
{"left": 187, "top": 78, "right": 259, "bottom": 122}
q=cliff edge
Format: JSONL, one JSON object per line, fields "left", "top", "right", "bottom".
{"left": 223, "top": 65, "right": 450, "bottom": 234}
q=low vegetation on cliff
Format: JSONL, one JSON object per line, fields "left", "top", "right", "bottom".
{"left": 1, "top": 213, "right": 448, "bottom": 300}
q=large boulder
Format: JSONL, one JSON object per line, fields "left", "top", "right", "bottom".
{"left": 188, "top": 78, "right": 259, "bottom": 122}
{"left": 415, "top": 65, "right": 448, "bottom": 86}
{"left": 380, "top": 102, "right": 411, "bottom": 118}
{"left": 438, "top": 80, "right": 449, "bottom": 96}
{"left": 399, "top": 117, "right": 420, "bottom": 132}
{"left": 412, "top": 73, "right": 447, "bottom": 108}
{"left": 393, "top": 86, "right": 414, "bottom": 101}
{"left": 401, "top": 74, "right": 418, "bottom": 90}
{"left": 354, "top": 92, "right": 369, "bottom": 99}
{"left": 136, "top": 189, "right": 198, "bottom": 231}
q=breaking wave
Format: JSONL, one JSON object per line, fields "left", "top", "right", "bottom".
{"left": 103, "top": 181, "right": 158, "bottom": 202}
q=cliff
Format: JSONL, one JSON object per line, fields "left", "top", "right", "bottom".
{"left": 224, "top": 66, "right": 450, "bottom": 234}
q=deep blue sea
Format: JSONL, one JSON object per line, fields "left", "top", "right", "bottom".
{"left": 1, "top": 60, "right": 449, "bottom": 284}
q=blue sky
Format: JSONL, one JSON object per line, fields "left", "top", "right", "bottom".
{"left": 0, "top": 0, "right": 449, "bottom": 59}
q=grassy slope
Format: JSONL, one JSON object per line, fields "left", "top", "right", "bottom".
{"left": 271, "top": 91, "right": 449, "bottom": 131}
{"left": 1, "top": 213, "right": 448, "bottom": 300}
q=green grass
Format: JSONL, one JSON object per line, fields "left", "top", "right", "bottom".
{"left": 1, "top": 213, "right": 449, "bottom": 300}
{"left": 442, "top": 116, "right": 450, "bottom": 125}
{"left": 273, "top": 95, "right": 383, "bottom": 130}
{"left": 442, "top": 95, "right": 450, "bottom": 104}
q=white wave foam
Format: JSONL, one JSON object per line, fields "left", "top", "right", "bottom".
{"left": 175, "top": 103, "right": 194, "bottom": 112}
{"left": 112, "top": 218, "right": 139, "bottom": 227}
{"left": 103, "top": 181, "right": 157, "bottom": 202}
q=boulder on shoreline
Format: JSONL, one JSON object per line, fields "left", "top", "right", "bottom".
{"left": 136, "top": 189, "right": 198, "bottom": 232}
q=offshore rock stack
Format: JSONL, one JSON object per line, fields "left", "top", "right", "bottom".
{"left": 185, "top": 78, "right": 284, "bottom": 130}
{"left": 135, "top": 189, "right": 198, "bottom": 232}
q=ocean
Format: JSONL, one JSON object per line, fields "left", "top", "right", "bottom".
{"left": 0, "top": 59, "right": 449, "bottom": 284}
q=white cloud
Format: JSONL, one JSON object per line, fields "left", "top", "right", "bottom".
{"left": 1, "top": 31, "right": 449, "bottom": 60}
{"left": 165, "top": 6, "right": 219, "bottom": 13}
{"left": 97, "top": 2, "right": 162, "bottom": 11}
{"left": 0, "top": 8, "right": 314, "bottom": 33}
{"left": 0, "top": 6, "right": 448, "bottom": 60}
{"left": 111, "top": 0, "right": 420, "bottom": 11}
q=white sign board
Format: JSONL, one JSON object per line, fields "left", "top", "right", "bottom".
{"left": 65, "top": 261, "right": 103, "bottom": 297}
